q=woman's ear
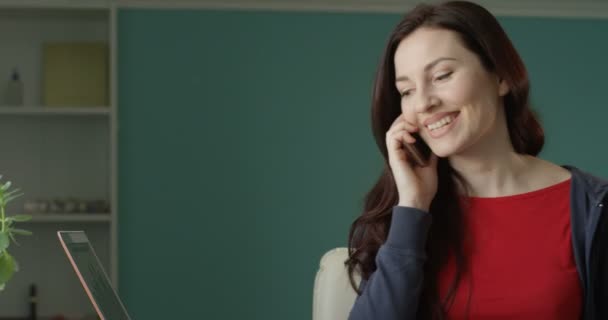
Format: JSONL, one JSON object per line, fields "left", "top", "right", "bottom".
{"left": 498, "top": 78, "right": 510, "bottom": 97}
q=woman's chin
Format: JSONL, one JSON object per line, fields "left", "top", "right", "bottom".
{"left": 429, "top": 145, "right": 460, "bottom": 159}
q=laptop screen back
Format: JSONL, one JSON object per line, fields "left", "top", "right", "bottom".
{"left": 58, "top": 231, "right": 131, "bottom": 320}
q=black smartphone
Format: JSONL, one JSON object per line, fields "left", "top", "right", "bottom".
{"left": 403, "top": 133, "right": 432, "bottom": 167}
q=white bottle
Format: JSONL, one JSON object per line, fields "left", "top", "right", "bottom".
{"left": 4, "top": 68, "right": 24, "bottom": 106}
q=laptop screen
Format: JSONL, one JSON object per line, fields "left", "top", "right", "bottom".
{"left": 58, "top": 231, "right": 131, "bottom": 320}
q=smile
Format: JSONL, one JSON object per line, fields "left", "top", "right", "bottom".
{"left": 426, "top": 112, "right": 460, "bottom": 139}
{"left": 427, "top": 114, "right": 455, "bottom": 131}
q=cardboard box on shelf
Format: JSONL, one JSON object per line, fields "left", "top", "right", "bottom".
{"left": 42, "top": 42, "right": 109, "bottom": 107}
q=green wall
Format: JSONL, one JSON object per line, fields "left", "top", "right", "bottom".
{"left": 117, "top": 9, "right": 608, "bottom": 319}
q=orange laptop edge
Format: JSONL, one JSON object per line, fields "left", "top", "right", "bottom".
{"left": 57, "top": 231, "right": 131, "bottom": 320}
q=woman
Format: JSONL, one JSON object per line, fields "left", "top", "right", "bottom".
{"left": 346, "top": 1, "right": 608, "bottom": 319}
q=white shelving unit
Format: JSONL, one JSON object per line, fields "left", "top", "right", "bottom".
{"left": 0, "top": 106, "right": 111, "bottom": 115}
{"left": 27, "top": 213, "right": 112, "bottom": 223}
{"left": 0, "top": 1, "right": 117, "bottom": 319}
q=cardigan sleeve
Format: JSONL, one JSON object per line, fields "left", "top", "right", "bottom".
{"left": 348, "top": 206, "right": 432, "bottom": 320}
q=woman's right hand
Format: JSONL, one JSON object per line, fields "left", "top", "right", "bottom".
{"left": 386, "top": 114, "right": 439, "bottom": 212}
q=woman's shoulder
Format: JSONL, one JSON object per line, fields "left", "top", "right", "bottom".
{"left": 526, "top": 158, "right": 608, "bottom": 198}
{"left": 527, "top": 157, "right": 572, "bottom": 187}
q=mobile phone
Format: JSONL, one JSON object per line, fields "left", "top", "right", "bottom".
{"left": 403, "top": 133, "right": 432, "bottom": 167}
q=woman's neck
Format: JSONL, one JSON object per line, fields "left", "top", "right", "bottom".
{"left": 449, "top": 151, "right": 535, "bottom": 197}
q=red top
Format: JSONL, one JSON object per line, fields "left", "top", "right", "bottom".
{"left": 438, "top": 178, "right": 582, "bottom": 319}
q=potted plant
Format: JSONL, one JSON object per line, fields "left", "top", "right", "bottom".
{"left": 0, "top": 176, "right": 32, "bottom": 291}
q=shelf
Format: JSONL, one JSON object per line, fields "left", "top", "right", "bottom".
{"left": 0, "top": 106, "right": 110, "bottom": 116}
{"left": 0, "top": 2, "right": 116, "bottom": 318}
{"left": 0, "top": 0, "right": 111, "bottom": 10}
{"left": 23, "top": 213, "right": 111, "bottom": 223}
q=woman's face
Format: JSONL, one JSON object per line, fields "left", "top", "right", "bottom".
{"left": 393, "top": 27, "right": 509, "bottom": 158}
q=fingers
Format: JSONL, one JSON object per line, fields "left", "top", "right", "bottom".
{"left": 387, "top": 115, "right": 419, "bottom": 145}
{"left": 387, "top": 124, "right": 414, "bottom": 145}
{"left": 405, "top": 122, "right": 419, "bottom": 133}
{"left": 389, "top": 114, "right": 419, "bottom": 132}
{"left": 386, "top": 119, "right": 419, "bottom": 166}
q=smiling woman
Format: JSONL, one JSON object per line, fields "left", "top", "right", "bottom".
{"left": 346, "top": 1, "right": 608, "bottom": 319}
{"left": 394, "top": 27, "right": 510, "bottom": 155}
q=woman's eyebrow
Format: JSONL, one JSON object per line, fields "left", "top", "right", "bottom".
{"left": 395, "top": 57, "right": 457, "bottom": 83}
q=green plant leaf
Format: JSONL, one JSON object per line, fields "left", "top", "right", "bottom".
{"left": 1, "top": 181, "right": 11, "bottom": 191}
{"left": 0, "top": 232, "right": 9, "bottom": 251}
{"left": 4, "top": 194, "right": 23, "bottom": 204}
{"left": 0, "top": 251, "right": 16, "bottom": 284}
{"left": 6, "top": 215, "right": 32, "bottom": 223}
{"left": 10, "top": 229, "right": 32, "bottom": 236}
{"left": 4, "top": 188, "right": 20, "bottom": 196}
{"left": 0, "top": 282, "right": 5, "bottom": 291}
{"left": 8, "top": 232, "right": 19, "bottom": 246}
{"left": 3, "top": 189, "right": 22, "bottom": 204}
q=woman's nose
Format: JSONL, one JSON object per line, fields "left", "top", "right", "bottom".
{"left": 414, "top": 90, "right": 440, "bottom": 113}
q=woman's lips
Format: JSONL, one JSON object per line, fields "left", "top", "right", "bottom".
{"left": 426, "top": 112, "right": 460, "bottom": 139}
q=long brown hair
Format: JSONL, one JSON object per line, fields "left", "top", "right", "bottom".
{"left": 346, "top": 1, "right": 544, "bottom": 318}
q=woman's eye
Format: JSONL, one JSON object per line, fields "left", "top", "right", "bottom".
{"left": 400, "top": 89, "right": 413, "bottom": 98}
{"left": 435, "top": 71, "right": 453, "bottom": 81}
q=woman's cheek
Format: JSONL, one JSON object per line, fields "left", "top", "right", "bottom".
{"left": 401, "top": 107, "right": 419, "bottom": 127}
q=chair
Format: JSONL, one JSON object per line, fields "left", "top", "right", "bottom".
{"left": 313, "top": 247, "right": 361, "bottom": 320}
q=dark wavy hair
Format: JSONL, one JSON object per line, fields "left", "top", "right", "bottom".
{"left": 346, "top": 1, "right": 544, "bottom": 318}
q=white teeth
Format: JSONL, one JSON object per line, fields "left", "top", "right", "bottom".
{"left": 427, "top": 115, "right": 453, "bottom": 131}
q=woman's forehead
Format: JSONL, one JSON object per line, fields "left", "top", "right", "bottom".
{"left": 394, "top": 28, "right": 469, "bottom": 73}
